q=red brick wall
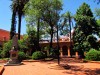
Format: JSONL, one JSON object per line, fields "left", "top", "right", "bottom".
{"left": 0, "top": 29, "right": 10, "bottom": 42}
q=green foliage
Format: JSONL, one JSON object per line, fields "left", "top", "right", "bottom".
{"left": 10, "top": 10, "right": 16, "bottom": 39}
{"left": 26, "top": 26, "right": 38, "bottom": 52}
{"left": 11, "top": 0, "right": 29, "bottom": 39}
{"left": 73, "top": 3, "right": 99, "bottom": 53}
{"left": 85, "top": 49, "right": 100, "bottom": 61}
{"left": 59, "top": 11, "right": 72, "bottom": 35}
{"left": 25, "top": 0, "right": 63, "bottom": 51}
{"left": 25, "top": 0, "right": 62, "bottom": 19}
{"left": 18, "top": 51, "right": 26, "bottom": 61}
{"left": 96, "top": 20, "right": 100, "bottom": 37}
{"left": 50, "top": 48, "right": 59, "bottom": 58}
{"left": 1, "top": 40, "right": 12, "bottom": 58}
{"left": 32, "top": 51, "right": 46, "bottom": 60}
{"left": 95, "top": 8, "right": 100, "bottom": 19}
{"left": 18, "top": 38, "right": 28, "bottom": 52}
{"left": 0, "top": 49, "right": 2, "bottom": 58}
{"left": 97, "top": 20, "right": 100, "bottom": 26}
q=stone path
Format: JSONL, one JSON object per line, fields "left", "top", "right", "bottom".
{"left": 1, "top": 58, "right": 100, "bottom": 75}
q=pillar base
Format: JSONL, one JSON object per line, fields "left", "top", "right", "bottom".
{"left": 68, "top": 47, "right": 71, "bottom": 57}
{"left": 75, "top": 52, "right": 79, "bottom": 59}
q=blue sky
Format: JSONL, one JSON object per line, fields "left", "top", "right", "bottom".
{"left": 0, "top": 0, "right": 100, "bottom": 34}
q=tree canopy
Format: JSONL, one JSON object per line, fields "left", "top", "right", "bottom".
{"left": 24, "top": 0, "right": 63, "bottom": 51}
{"left": 73, "top": 3, "right": 100, "bottom": 54}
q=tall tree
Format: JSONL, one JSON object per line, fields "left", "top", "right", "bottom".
{"left": 10, "top": 0, "right": 29, "bottom": 40}
{"left": 95, "top": 8, "right": 100, "bottom": 36}
{"left": 95, "top": 8, "right": 100, "bottom": 19}
{"left": 17, "top": 0, "right": 29, "bottom": 40}
{"left": 25, "top": 0, "right": 62, "bottom": 53}
{"left": 73, "top": 3, "right": 100, "bottom": 55}
{"left": 26, "top": 25, "right": 37, "bottom": 55}
{"left": 61, "top": 11, "right": 73, "bottom": 40}
{"left": 10, "top": 0, "right": 17, "bottom": 39}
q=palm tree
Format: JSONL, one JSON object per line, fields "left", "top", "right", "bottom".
{"left": 62, "top": 11, "right": 73, "bottom": 41}
{"left": 11, "top": 0, "right": 29, "bottom": 40}
{"left": 17, "top": 0, "right": 29, "bottom": 40}
{"left": 10, "top": 0, "right": 17, "bottom": 39}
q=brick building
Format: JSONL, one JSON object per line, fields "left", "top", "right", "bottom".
{"left": 0, "top": 29, "right": 23, "bottom": 47}
{"left": 0, "top": 29, "right": 10, "bottom": 47}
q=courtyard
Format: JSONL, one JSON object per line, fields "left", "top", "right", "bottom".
{"left": 0, "top": 0, "right": 100, "bottom": 75}
{"left": 1, "top": 58, "right": 100, "bottom": 75}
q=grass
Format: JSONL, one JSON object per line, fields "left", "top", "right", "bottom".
{"left": 44, "top": 58, "right": 54, "bottom": 61}
{"left": 0, "top": 58, "right": 9, "bottom": 60}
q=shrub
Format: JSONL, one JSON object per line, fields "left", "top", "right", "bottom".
{"left": 1, "top": 40, "right": 12, "bottom": 58}
{"left": 0, "top": 49, "right": 2, "bottom": 58}
{"left": 18, "top": 51, "right": 26, "bottom": 61}
{"left": 18, "top": 39, "right": 28, "bottom": 52}
{"left": 32, "top": 51, "right": 46, "bottom": 60}
{"left": 26, "top": 55, "right": 32, "bottom": 59}
{"left": 85, "top": 49, "right": 100, "bottom": 61}
{"left": 97, "top": 51, "right": 100, "bottom": 60}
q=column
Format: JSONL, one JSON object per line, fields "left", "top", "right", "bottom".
{"left": 75, "top": 51, "right": 79, "bottom": 58}
{"left": 84, "top": 52, "right": 86, "bottom": 56}
{"left": 60, "top": 47, "right": 63, "bottom": 57}
{"left": 68, "top": 46, "right": 71, "bottom": 57}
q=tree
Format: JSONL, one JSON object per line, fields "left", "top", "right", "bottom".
{"left": 95, "top": 8, "right": 100, "bottom": 36}
{"left": 17, "top": 0, "right": 29, "bottom": 40}
{"left": 10, "top": 0, "right": 29, "bottom": 40}
{"left": 73, "top": 3, "right": 100, "bottom": 55}
{"left": 59, "top": 14, "right": 69, "bottom": 35}
{"left": 26, "top": 25, "right": 37, "bottom": 55}
{"left": 10, "top": 0, "right": 17, "bottom": 39}
{"left": 25, "top": 0, "right": 62, "bottom": 53}
{"left": 95, "top": 8, "right": 100, "bottom": 19}
{"left": 61, "top": 11, "right": 74, "bottom": 40}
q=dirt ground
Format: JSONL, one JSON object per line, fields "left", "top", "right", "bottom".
{"left": 1, "top": 58, "right": 100, "bottom": 75}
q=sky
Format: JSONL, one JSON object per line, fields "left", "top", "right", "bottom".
{"left": 0, "top": 0, "right": 100, "bottom": 35}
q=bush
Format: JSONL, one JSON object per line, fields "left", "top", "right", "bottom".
{"left": 0, "top": 49, "right": 2, "bottom": 58}
{"left": 18, "top": 51, "right": 26, "bottom": 61}
{"left": 1, "top": 40, "right": 12, "bottom": 58}
{"left": 85, "top": 49, "right": 100, "bottom": 61}
{"left": 26, "top": 55, "right": 32, "bottom": 59}
{"left": 32, "top": 51, "right": 46, "bottom": 60}
{"left": 97, "top": 51, "right": 100, "bottom": 60}
{"left": 18, "top": 39, "right": 28, "bottom": 52}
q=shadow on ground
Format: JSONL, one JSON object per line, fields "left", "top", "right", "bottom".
{"left": 40, "top": 57, "right": 100, "bottom": 75}
{"left": 62, "top": 65, "right": 100, "bottom": 75}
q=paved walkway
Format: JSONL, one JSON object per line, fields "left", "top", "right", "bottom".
{"left": 1, "top": 58, "right": 100, "bottom": 75}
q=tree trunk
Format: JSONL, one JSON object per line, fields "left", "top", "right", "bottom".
{"left": 57, "top": 25, "right": 60, "bottom": 64}
{"left": 37, "top": 18, "right": 40, "bottom": 50}
{"left": 69, "top": 16, "right": 71, "bottom": 42}
{"left": 69, "top": 15, "right": 72, "bottom": 57}
{"left": 10, "top": 10, "right": 16, "bottom": 39}
{"left": 18, "top": 14, "right": 22, "bottom": 40}
{"left": 49, "top": 25, "right": 53, "bottom": 54}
